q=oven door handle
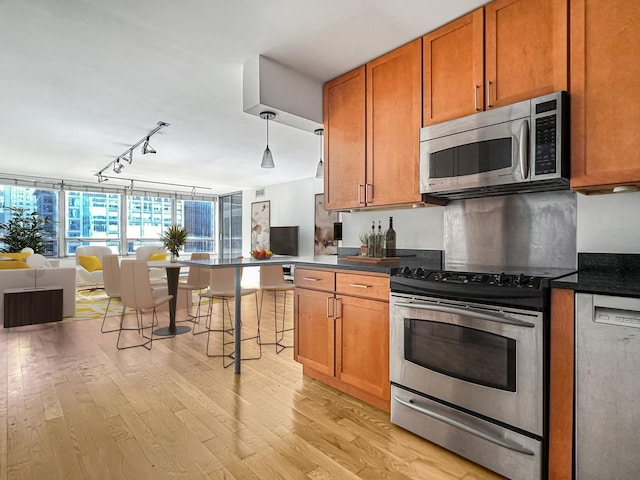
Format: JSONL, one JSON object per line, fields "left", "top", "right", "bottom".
{"left": 393, "top": 301, "right": 535, "bottom": 328}
{"left": 393, "top": 395, "right": 535, "bottom": 456}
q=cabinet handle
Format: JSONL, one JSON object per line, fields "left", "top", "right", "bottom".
{"left": 302, "top": 277, "right": 320, "bottom": 282}
{"left": 474, "top": 84, "right": 480, "bottom": 111}
{"left": 366, "top": 183, "right": 373, "bottom": 203}
{"left": 335, "top": 297, "right": 342, "bottom": 319}
{"left": 326, "top": 296, "right": 334, "bottom": 318}
{"left": 486, "top": 81, "right": 493, "bottom": 108}
{"left": 349, "top": 283, "right": 370, "bottom": 289}
{"left": 358, "top": 184, "right": 365, "bottom": 205}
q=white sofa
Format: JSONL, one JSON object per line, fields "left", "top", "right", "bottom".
{"left": 0, "top": 266, "right": 77, "bottom": 325}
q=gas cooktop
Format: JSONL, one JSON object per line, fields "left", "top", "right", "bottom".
{"left": 390, "top": 264, "right": 576, "bottom": 310}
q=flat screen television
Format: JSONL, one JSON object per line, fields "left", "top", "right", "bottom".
{"left": 270, "top": 226, "right": 299, "bottom": 256}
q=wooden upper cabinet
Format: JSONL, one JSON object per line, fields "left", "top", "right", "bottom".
{"left": 485, "top": 0, "right": 568, "bottom": 108}
{"left": 323, "top": 66, "right": 366, "bottom": 210}
{"left": 570, "top": 0, "right": 640, "bottom": 192}
{"left": 423, "top": 9, "right": 484, "bottom": 126}
{"left": 366, "top": 38, "right": 423, "bottom": 207}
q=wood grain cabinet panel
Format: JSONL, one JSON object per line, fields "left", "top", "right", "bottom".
{"left": 323, "top": 67, "right": 366, "bottom": 210}
{"left": 570, "top": 0, "right": 640, "bottom": 192}
{"left": 335, "top": 294, "right": 390, "bottom": 402}
{"left": 294, "top": 287, "right": 335, "bottom": 376}
{"left": 366, "top": 38, "right": 423, "bottom": 207}
{"left": 548, "top": 288, "right": 575, "bottom": 480}
{"left": 423, "top": 9, "right": 485, "bottom": 125}
{"left": 485, "top": 0, "right": 568, "bottom": 108}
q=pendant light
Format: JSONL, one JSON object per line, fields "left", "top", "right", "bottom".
{"left": 314, "top": 128, "right": 324, "bottom": 178}
{"left": 260, "top": 111, "right": 276, "bottom": 168}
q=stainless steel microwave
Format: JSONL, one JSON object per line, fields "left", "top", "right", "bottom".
{"left": 420, "top": 91, "right": 569, "bottom": 200}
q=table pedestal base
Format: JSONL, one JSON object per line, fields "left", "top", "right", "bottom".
{"left": 153, "top": 325, "right": 191, "bottom": 336}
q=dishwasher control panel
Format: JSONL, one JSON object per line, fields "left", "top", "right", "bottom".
{"left": 595, "top": 306, "right": 640, "bottom": 329}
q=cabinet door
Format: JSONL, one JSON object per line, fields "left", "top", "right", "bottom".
{"left": 485, "top": 0, "right": 567, "bottom": 108}
{"left": 366, "top": 39, "right": 422, "bottom": 207}
{"left": 294, "top": 287, "right": 335, "bottom": 376}
{"left": 570, "top": 0, "right": 640, "bottom": 192}
{"left": 335, "top": 295, "right": 389, "bottom": 402}
{"left": 423, "top": 9, "right": 484, "bottom": 126}
{"left": 324, "top": 66, "right": 366, "bottom": 210}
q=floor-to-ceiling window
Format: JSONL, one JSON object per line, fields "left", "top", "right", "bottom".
{"left": 218, "top": 192, "right": 242, "bottom": 259}
{"left": 0, "top": 176, "right": 221, "bottom": 257}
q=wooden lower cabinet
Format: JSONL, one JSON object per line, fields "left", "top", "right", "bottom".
{"left": 294, "top": 267, "right": 390, "bottom": 411}
{"left": 548, "top": 288, "right": 575, "bottom": 480}
{"left": 336, "top": 294, "right": 390, "bottom": 403}
{"left": 294, "top": 287, "right": 334, "bottom": 376}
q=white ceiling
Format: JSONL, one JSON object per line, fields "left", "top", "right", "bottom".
{"left": 0, "top": 0, "right": 486, "bottom": 195}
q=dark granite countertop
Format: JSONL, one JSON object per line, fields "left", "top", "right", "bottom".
{"left": 551, "top": 253, "right": 640, "bottom": 297}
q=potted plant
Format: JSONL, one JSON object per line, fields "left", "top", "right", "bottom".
{"left": 359, "top": 232, "right": 369, "bottom": 256}
{"left": 0, "top": 206, "right": 54, "bottom": 254}
{"left": 161, "top": 225, "right": 188, "bottom": 262}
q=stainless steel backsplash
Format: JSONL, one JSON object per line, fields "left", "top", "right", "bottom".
{"left": 444, "top": 191, "right": 577, "bottom": 269}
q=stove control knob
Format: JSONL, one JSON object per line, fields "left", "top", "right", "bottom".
{"left": 415, "top": 267, "right": 426, "bottom": 278}
{"left": 497, "top": 272, "right": 508, "bottom": 285}
{"left": 400, "top": 266, "right": 413, "bottom": 277}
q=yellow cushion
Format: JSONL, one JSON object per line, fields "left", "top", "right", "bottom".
{"left": 0, "top": 252, "right": 30, "bottom": 262}
{"left": 78, "top": 255, "right": 103, "bottom": 272}
{"left": 0, "top": 260, "right": 30, "bottom": 269}
{"left": 149, "top": 253, "right": 167, "bottom": 261}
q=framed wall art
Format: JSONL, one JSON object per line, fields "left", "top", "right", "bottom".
{"left": 314, "top": 193, "right": 338, "bottom": 255}
{"left": 251, "top": 200, "right": 270, "bottom": 251}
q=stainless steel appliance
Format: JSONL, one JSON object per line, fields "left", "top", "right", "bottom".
{"left": 575, "top": 293, "right": 640, "bottom": 479}
{"left": 390, "top": 266, "right": 572, "bottom": 480}
{"left": 420, "top": 91, "right": 568, "bottom": 200}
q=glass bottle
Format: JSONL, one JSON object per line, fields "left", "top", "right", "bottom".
{"left": 385, "top": 216, "right": 396, "bottom": 257}
{"left": 368, "top": 221, "right": 376, "bottom": 257}
{"left": 376, "top": 221, "right": 383, "bottom": 257}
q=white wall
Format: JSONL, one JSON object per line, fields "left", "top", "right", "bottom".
{"left": 242, "top": 177, "right": 323, "bottom": 256}
{"left": 243, "top": 177, "right": 640, "bottom": 257}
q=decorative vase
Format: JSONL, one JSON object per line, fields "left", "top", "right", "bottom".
{"left": 170, "top": 253, "right": 178, "bottom": 263}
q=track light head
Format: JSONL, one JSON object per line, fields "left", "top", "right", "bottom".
{"left": 122, "top": 150, "right": 133, "bottom": 164}
{"left": 113, "top": 160, "right": 124, "bottom": 174}
{"left": 142, "top": 137, "right": 156, "bottom": 154}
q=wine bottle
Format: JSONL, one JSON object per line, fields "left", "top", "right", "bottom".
{"left": 385, "top": 216, "right": 396, "bottom": 257}
{"left": 368, "top": 221, "right": 375, "bottom": 257}
{"left": 376, "top": 221, "right": 383, "bottom": 257}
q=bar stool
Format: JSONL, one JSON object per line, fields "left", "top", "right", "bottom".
{"left": 196, "top": 268, "right": 261, "bottom": 367}
{"left": 258, "top": 265, "right": 294, "bottom": 354}
{"left": 117, "top": 260, "right": 173, "bottom": 350}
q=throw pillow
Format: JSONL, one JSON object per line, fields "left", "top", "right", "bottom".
{"left": 0, "top": 260, "right": 30, "bottom": 269}
{"left": 78, "top": 255, "right": 103, "bottom": 272}
{"left": 149, "top": 253, "right": 167, "bottom": 261}
{"left": 0, "top": 252, "right": 31, "bottom": 262}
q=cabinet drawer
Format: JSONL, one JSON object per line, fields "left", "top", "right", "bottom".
{"left": 336, "top": 272, "right": 389, "bottom": 301}
{"left": 294, "top": 268, "right": 335, "bottom": 292}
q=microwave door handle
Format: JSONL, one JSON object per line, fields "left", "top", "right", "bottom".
{"left": 393, "top": 301, "right": 535, "bottom": 328}
{"left": 520, "top": 119, "right": 529, "bottom": 179}
{"left": 393, "top": 395, "right": 535, "bottom": 456}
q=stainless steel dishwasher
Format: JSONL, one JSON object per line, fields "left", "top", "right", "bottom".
{"left": 575, "top": 293, "right": 640, "bottom": 479}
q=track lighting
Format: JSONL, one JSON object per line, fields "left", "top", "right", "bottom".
{"left": 95, "top": 121, "right": 169, "bottom": 182}
{"left": 314, "top": 128, "right": 324, "bottom": 178}
{"left": 142, "top": 137, "right": 156, "bottom": 154}
{"left": 260, "top": 111, "right": 275, "bottom": 168}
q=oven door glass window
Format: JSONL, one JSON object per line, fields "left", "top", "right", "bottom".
{"left": 404, "top": 318, "right": 516, "bottom": 392}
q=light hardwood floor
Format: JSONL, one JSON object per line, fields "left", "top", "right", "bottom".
{"left": 0, "top": 293, "right": 504, "bottom": 479}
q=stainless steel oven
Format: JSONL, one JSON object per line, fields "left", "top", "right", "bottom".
{"left": 388, "top": 267, "right": 569, "bottom": 480}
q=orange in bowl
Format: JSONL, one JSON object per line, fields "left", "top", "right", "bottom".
{"left": 250, "top": 249, "right": 273, "bottom": 260}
